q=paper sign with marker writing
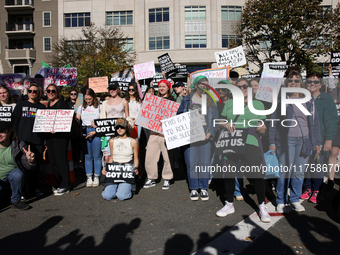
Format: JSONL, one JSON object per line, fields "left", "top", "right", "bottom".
{"left": 214, "top": 46, "right": 247, "bottom": 68}
{"left": 135, "top": 93, "right": 180, "bottom": 134}
{"left": 255, "top": 62, "right": 286, "bottom": 103}
{"left": 133, "top": 61, "right": 156, "bottom": 80}
{"left": 89, "top": 76, "right": 109, "bottom": 93}
{"left": 43, "top": 68, "right": 77, "bottom": 89}
{"left": 33, "top": 109, "right": 74, "bottom": 132}
{"left": 161, "top": 109, "right": 205, "bottom": 150}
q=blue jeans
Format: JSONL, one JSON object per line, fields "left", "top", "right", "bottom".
{"left": 234, "top": 176, "right": 244, "bottom": 197}
{"left": 184, "top": 140, "right": 210, "bottom": 190}
{"left": 102, "top": 183, "right": 132, "bottom": 201}
{"left": 276, "top": 136, "right": 309, "bottom": 204}
{"left": 0, "top": 168, "right": 25, "bottom": 203}
{"left": 84, "top": 127, "right": 102, "bottom": 177}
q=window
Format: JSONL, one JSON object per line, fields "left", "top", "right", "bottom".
{"left": 149, "top": 36, "right": 170, "bottom": 50}
{"left": 43, "top": 12, "right": 51, "bottom": 27}
{"left": 64, "top": 13, "right": 91, "bottom": 27}
{"left": 185, "top": 35, "right": 206, "bottom": 48}
{"left": 149, "top": 8, "right": 169, "bottom": 23}
{"left": 43, "top": 37, "right": 51, "bottom": 52}
{"left": 123, "top": 38, "right": 133, "bottom": 51}
{"left": 221, "top": 6, "right": 242, "bottom": 21}
{"left": 222, "top": 35, "right": 242, "bottom": 48}
{"left": 106, "top": 11, "right": 133, "bottom": 26}
{"left": 185, "top": 6, "right": 206, "bottom": 20}
{"left": 305, "top": 36, "right": 331, "bottom": 49}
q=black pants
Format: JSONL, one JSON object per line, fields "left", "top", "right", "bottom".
{"left": 46, "top": 138, "right": 70, "bottom": 189}
{"left": 223, "top": 145, "right": 265, "bottom": 203}
{"left": 24, "top": 143, "right": 43, "bottom": 194}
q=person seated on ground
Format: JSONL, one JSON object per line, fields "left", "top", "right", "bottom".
{"left": 101, "top": 118, "right": 139, "bottom": 201}
{"left": 0, "top": 121, "right": 36, "bottom": 210}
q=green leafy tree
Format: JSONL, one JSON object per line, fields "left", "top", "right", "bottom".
{"left": 237, "top": 0, "right": 331, "bottom": 73}
{"left": 47, "top": 23, "right": 136, "bottom": 85}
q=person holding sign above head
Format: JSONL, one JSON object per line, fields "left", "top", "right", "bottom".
{"left": 45, "top": 84, "right": 71, "bottom": 196}
{"left": 217, "top": 78, "right": 271, "bottom": 222}
{"left": 76, "top": 88, "right": 102, "bottom": 188}
{"left": 177, "top": 76, "right": 219, "bottom": 201}
{"left": 0, "top": 85, "right": 16, "bottom": 111}
{"left": 100, "top": 81, "right": 131, "bottom": 164}
{"left": 101, "top": 118, "right": 138, "bottom": 201}
{"left": 143, "top": 80, "right": 174, "bottom": 190}
{"left": 12, "top": 83, "right": 46, "bottom": 197}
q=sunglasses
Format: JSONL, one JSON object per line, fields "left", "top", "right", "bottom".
{"left": 306, "top": 80, "right": 321, "bottom": 85}
{"left": 28, "top": 89, "right": 38, "bottom": 94}
{"left": 237, "top": 84, "right": 248, "bottom": 90}
{"left": 288, "top": 79, "right": 300, "bottom": 83}
{"left": 116, "top": 125, "right": 126, "bottom": 130}
{"left": 217, "top": 88, "right": 227, "bottom": 91}
{"left": 47, "top": 89, "right": 56, "bottom": 94}
{"left": 70, "top": 93, "right": 77, "bottom": 96}
{"left": 128, "top": 89, "right": 135, "bottom": 92}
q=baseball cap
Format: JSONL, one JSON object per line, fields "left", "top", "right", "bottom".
{"left": 173, "top": 81, "right": 185, "bottom": 88}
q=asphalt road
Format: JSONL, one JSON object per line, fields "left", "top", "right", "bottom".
{"left": 0, "top": 168, "right": 339, "bottom": 255}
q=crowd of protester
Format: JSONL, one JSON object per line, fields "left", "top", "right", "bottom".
{"left": 0, "top": 66, "right": 339, "bottom": 223}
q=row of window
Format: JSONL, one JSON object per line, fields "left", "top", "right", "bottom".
{"left": 62, "top": 6, "right": 242, "bottom": 28}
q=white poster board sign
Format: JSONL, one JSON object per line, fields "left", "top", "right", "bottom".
{"left": 255, "top": 62, "right": 286, "bottom": 103}
{"left": 214, "top": 46, "right": 247, "bottom": 68}
{"left": 161, "top": 110, "right": 205, "bottom": 150}
{"left": 33, "top": 109, "right": 74, "bottom": 132}
{"left": 133, "top": 61, "right": 156, "bottom": 80}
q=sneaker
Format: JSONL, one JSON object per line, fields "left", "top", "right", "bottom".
{"left": 92, "top": 177, "right": 100, "bottom": 187}
{"left": 309, "top": 190, "right": 319, "bottom": 204}
{"left": 259, "top": 202, "right": 271, "bottom": 223}
{"left": 54, "top": 188, "right": 69, "bottom": 196}
{"left": 291, "top": 202, "right": 305, "bottom": 212}
{"left": 86, "top": 177, "right": 93, "bottom": 187}
{"left": 143, "top": 179, "right": 156, "bottom": 188}
{"left": 235, "top": 195, "right": 244, "bottom": 201}
{"left": 190, "top": 190, "right": 199, "bottom": 201}
{"left": 162, "top": 180, "right": 170, "bottom": 190}
{"left": 300, "top": 188, "right": 312, "bottom": 199}
{"left": 11, "top": 201, "right": 30, "bottom": 211}
{"left": 216, "top": 201, "right": 235, "bottom": 217}
{"left": 200, "top": 189, "right": 209, "bottom": 201}
{"left": 20, "top": 196, "right": 26, "bottom": 200}
{"left": 276, "top": 204, "right": 285, "bottom": 213}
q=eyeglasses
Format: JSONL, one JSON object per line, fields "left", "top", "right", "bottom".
{"left": 306, "top": 80, "right": 321, "bottom": 85}
{"left": 47, "top": 89, "right": 56, "bottom": 94}
{"left": 237, "top": 84, "right": 248, "bottom": 90}
{"left": 128, "top": 89, "right": 135, "bottom": 92}
{"left": 28, "top": 89, "right": 38, "bottom": 94}
{"left": 70, "top": 93, "right": 77, "bottom": 96}
{"left": 116, "top": 126, "right": 126, "bottom": 130}
{"left": 288, "top": 79, "right": 300, "bottom": 83}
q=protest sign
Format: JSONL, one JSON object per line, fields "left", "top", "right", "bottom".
{"left": 0, "top": 106, "right": 12, "bottom": 122}
{"left": 161, "top": 109, "right": 205, "bottom": 150}
{"left": 215, "top": 128, "right": 248, "bottom": 154}
{"left": 33, "top": 109, "right": 74, "bottom": 132}
{"left": 89, "top": 76, "right": 109, "bottom": 93}
{"left": 74, "top": 94, "right": 83, "bottom": 112}
{"left": 111, "top": 68, "right": 134, "bottom": 93}
{"left": 43, "top": 68, "right": 77, "bottom": 89}
{"left": 133, "top": 61, "right": 156, "bottom": 80}
{"left": 331, "top": 52, "right": 340, "bottom": 78}
{"left": 255, "top": 62, "right": 286, "bottom": 103}
{"left": 176, "top": 65, "right": 188, "bottom": 76}
{"left": 135, "top": 93, "right": 180, "bottom": 134}
{"left": 94, "top": 118, "right": 118, "bottom": 137}
{"left": 0, "top": 74, "right": 27, "bottom": 95}
{"left": 105, "top": 162, "right": 136, "bottom": 184}
{"left": 158, "top": 53, "right": 177, "bottom": 78}
{"left": 214, "top": 46, "right": 247, "bottom": 68}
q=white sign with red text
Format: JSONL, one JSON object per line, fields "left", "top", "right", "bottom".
{"left": 33, "top": 109, "right": 74, "bottom": 132}
{"left": 133, "top": 61, "right": 156, "bottom": 80}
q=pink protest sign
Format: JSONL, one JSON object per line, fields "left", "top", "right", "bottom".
{"left": 0, "top": 74, "right": 26, "bottom": 90}
{"left": 135, "top": 93, "right": 180, "bottom": 134}
{"left": 133, "top": 61, "right": 156, "bottom": 80}
{"left": 43, "top": 68, "right": 77, "bottom": 90}
{"left": 33, "top": 109, "right": 74, "bottom": 132}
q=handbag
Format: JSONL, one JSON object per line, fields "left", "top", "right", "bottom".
{"left": 264, "top": 150, "right": 280, "bottom": 179}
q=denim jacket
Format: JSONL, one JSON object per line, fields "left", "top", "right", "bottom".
{"left": 269, "top": 101, "right": 322, "bottom": 148}
{"left": 177, "top": 92, "right": 219, "bottom": 138}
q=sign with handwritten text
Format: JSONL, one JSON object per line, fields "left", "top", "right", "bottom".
{"left": 89, "top": 76, "right": 109, "bottom": 93}
{"left": 133, "top": 61, "right": 156, "bottom": 80}
{"left": 33, "top": 109, "right": 74, "bottom": 132}
{"left": 214, "top": 46, "right": 247, "bottom": 68}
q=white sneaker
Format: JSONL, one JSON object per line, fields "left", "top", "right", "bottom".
{"left": 235, "top": 195, "right": 244, "bottom": 201}
{"left": 86, "top": 177, "right": 93, "bottom": 187}
{"left": 276, "top": 203, "right": 284, "bottom": 213}
{"left": 216, "top": 201, "right": 235, "bottom": 217}
{"left": 143, "top": 179, "right": 156, "bottom": 188}
{"left": 291, "top": 202, "right": 305, "bottom": 212}
{"left": 259, "top": 202, "right": 271, "bottom": 223}
{"left": 162, "top": 180, "right": 170, "bottom": 190}
{"left": 190, "top": 190, "right": 199, "bottom": 201}
{"left": 93, "top": 177, "right": 100, "bottom": 187}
